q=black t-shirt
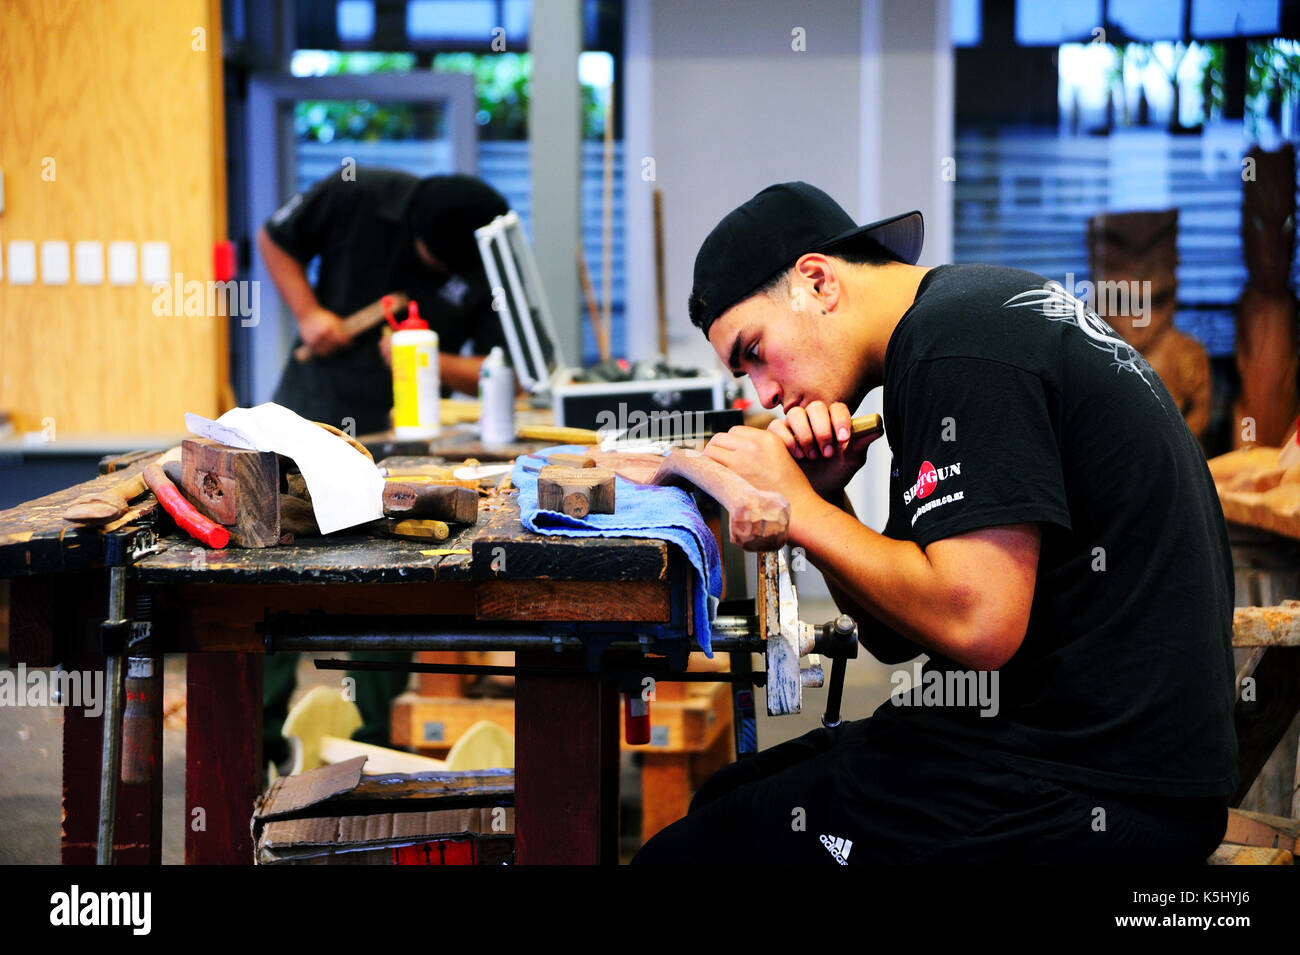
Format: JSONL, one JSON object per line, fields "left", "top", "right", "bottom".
{"left": 265, "top": 166, "right": 506, "bottom": 433}
{"left": 868, "top": 263, "right": 1238, "bottom": 799}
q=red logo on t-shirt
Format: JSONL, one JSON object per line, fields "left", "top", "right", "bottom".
{"left": 916, "top": 461, "right": 938, "bottom": 499}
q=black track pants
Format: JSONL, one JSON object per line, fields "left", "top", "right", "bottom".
{"left": 631, "top": 716, "right": 1228, "bottom": 864}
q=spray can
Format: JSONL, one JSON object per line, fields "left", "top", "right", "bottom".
{"left": 389, "top": 298, "right": 440, "bottom": 439}
{"left": 479, "top": 346, "right": 515, "bottom": 446}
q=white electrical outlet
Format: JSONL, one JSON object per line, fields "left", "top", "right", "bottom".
{"left": 41, "top": 241, "right": 70, "bottom": 285}
{"left": 140, "top": 241, "right": 169, "bottom": 285}
{"left": 75, "top": 241, "right": 104, "bottom": 284}
{"left": 8, "top": 241, "right": 36, "bottom": 284}
{"left": 108, "top": 241, "right": 137, "bottom": 285}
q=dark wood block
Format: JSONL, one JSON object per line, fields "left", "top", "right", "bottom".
{"left": 181, "top": 438, "right": 280, "bottom": 547}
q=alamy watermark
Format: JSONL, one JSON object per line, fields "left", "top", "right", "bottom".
{"left": 1051, "top": 273, "right": 1152, "bottom": 328}
{"left": 594, "top": 404, "right": 711, "bottom": 449}
{"left": 151, "top": 272, "right": 260, "bottom": 327}
{"left": 0, "top": 665, "right": 104, "bottom": 718}
{"left": 890, "top": 661, "right": 999, "bottom": 717}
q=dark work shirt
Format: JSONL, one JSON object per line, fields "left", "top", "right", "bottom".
{"left": 265, "top": 166, "right": 505, "bottom": 433}
{"left": 869, "top": 263, "right": 1238, "bottom": 799}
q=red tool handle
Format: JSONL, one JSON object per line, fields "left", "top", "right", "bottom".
{"left": 624, "top": 693, "right": 651, "bottom": 745}
{"left": 142, "top": 463, "right": 230, "bottom": 548}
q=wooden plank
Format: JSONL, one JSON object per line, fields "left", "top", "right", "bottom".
{"left": 391, "top": 693, "right": 515, "bottom": 751}
{"left": 186, "top": 651, "right": 261, "bottom": 865}
{"left": 470, "top": 496, "right": 669, "bottom": 582}
{"left": 159, "top": 581, "right": 477, "bottom": 652}
{"left": 1224, "top": 807, "right": 1300, "bottom": 852}
{"left": 514, "top": 650, "right": 620, "bottom": 864}
{"left": 414, "top": 652, "right": 471, "bottom": 698}
{"left": 1233, "top": 646, "right": 1300, "bottom": 806}
{"left": 0, "top": 458, "right": 157, "bottom": 576}
{"left": 1234, "top": 601, "right": 1300, "bottom": 646}
{"left": 1208, "top": 844, "right": 1293, "bottom": 865}
{"left": 134, "top": 534, "right": 456, "bottom": 584}
{"left": 476, "top": 579, "right": 670, "bottom": 622}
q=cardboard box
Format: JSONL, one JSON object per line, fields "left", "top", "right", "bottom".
{"left": 252, "top": 756, "right": 515, "bottom": 865}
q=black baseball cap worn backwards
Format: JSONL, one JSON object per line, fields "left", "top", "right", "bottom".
{"left": 689, "top": 181, "right": 924, "bottom": 335}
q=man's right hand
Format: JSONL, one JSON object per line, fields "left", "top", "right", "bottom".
{"left": 298, "top": 307, "right": 352, "bottom": 358}
{"left": 768, "top": 400, "right": 880, "bottom": 502}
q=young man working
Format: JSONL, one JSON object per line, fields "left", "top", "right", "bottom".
{"left": 633, "top": 182, "right": 1237, "bottom": 864}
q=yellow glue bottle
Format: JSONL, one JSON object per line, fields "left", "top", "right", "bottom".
{"left": 389, "top": 298, "right": 440, "bottom": 439}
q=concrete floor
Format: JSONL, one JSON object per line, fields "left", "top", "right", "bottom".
{"left": 0, "top": 596, "right": 898, "bottom": 864}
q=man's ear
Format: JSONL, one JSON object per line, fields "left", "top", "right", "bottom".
{"left": 793, "top": 253, "right": 840, "bottom": 313}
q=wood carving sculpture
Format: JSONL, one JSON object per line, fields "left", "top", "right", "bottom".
{"left": 1087, "top": 209, "right": 1212, "bottom": 441}
{"left": 1234, "top": 143, "right": 1299, "bottom": 449}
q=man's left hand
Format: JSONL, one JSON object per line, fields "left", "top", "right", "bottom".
{"left": 703, "top": 426, "right": 816, "bottom": 511}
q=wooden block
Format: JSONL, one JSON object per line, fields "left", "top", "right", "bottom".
{"left": 1233, "top": 601, "right": 1300, "bottom": 647}
{"left": 1209, "top": 446, "right": 1282, "bottom": 485}
{"left": 641, "top": 754, "right": 692, "bottom": 840}
{"left": 1224, "top": 807, "right": 1300, "bottom": 852}
{"left": 476, "top": 579, "right": 669, "bottom": 622}
{"left": 383, "top": 482, "right": 478, "bottom": 523}
{"left": 181, "top": 438, "right": 279, "bottom": 547}
{"left": 547, "top": 452, "right": 596, "bottom": 469}
{"left": 537, "top": 466, "right": 615, "bottom": 518}
{"left": 415, "top": 652, "right": 471, "bottom": 698}
{"left": 391, "top": 693, "right": 516, "bottom": 753}
{"left": 1208, "top": 844, "right": 1293, "bottom": 864}
{"left": 278, "top": 494, "right": 319, "bottom": 537}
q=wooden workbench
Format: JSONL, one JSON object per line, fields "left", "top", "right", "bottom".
{"left": 0, "top": 458, "right": 699, "bottom": 865}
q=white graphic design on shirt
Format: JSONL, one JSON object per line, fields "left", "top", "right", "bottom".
{"left": 1001, "top": 283, "right": 1157, "bottom": 394}
{"left": 270, "top": 193, "right": 302, "bottom": 226}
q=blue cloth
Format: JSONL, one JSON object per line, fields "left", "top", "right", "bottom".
{"left": 511, "top": 446, "right": 722, "bottom": 655}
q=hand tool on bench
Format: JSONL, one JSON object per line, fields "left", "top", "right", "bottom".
{"left": 62, "top": 446, "right": 182, "bottom": 525}
{"left": 292, "top": 292, "right": 409, "bottom": 362}
{"left": 381, "top": 518, "right": 451, "bottom": 541}
{"left": 520, "top": 412, "right": 882, "bottom": 450}
{"left": 382, "top": 482, "right": 479, "bottom": 523}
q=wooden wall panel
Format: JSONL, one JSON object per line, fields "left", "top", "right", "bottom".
{"left": 0, "top": 0, "right": 227, "bottom": 434}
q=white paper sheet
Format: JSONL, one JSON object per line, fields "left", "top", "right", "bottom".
{"left": 185, "top": 403, "right": 384, "bottom": 534}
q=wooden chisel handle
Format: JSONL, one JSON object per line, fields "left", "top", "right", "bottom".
{"left": 650, "top": 448, "right": 789, "bottom": 551}
{"left": 521, "top": 413, "right": 882, "bottom": 448}
{"left": 62, "top": 446, "right": 182, "bottom": 526}
{"left": 293, "top": 292, "right": 408, "bottom": 362}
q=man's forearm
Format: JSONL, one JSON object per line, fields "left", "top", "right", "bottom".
{"left": 811, "top": 494, "right": 925, "bottom": 663}
{"left": 790, "top": 495, "right": 983, "bottom": 667}
{"left": 257, "top": 227, "right": 320, "bottom": 321}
